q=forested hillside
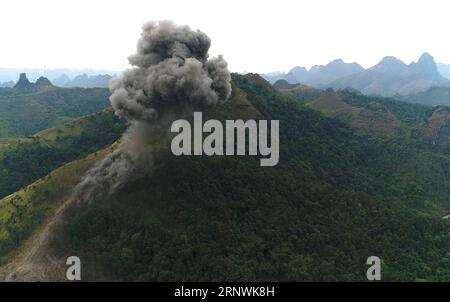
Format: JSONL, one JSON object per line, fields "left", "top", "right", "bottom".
{"left": 55, "top": 74, "right": 450, "bottom": 281}
{"left": 0, "top": 86, "right": 111, "bottom": 137}
{"left": 0, "top": 109, "right": 125, "bottom": 199}
{"left": 3, "top": 74, "right": 450, "bottom": 281}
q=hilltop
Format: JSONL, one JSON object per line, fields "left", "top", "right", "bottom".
{"left": 273, "top": 80, "right": 322, "bottom": 101}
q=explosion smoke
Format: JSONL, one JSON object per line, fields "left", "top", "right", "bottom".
{"left": 74, "top": 20, "right": 231, "bottom": 203}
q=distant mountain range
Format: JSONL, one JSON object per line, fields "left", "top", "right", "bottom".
{"left": 0, "top": 68, "right": 119, "bottom": 82}
{"left": 284, "top": 59, "right": 364, "bottom": 87}
{"left": 0, "top": 68, "right": 119, "bottom": 89}
{"left": 263, "top": 53, "right": 450, "bottom": 97}
{"left": 53, "top": 73, "right": 114, "bottom": 88}
{"left": 0, "top": 72, "right": 116, "bottom": 89}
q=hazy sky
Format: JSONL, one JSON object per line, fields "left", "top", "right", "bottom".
{"left": 1, "top": 0, "right": 449, "bottom": 73}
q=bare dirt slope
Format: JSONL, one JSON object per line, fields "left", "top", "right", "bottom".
{"left": 0, "top": 196, "right": 74, "bottom": 281}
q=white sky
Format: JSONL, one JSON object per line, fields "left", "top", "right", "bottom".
{"left": 1, "top": 0, "right": 449, "bottom": 73}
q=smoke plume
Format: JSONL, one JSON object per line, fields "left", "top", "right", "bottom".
{"left": 74, "top": 20, "right": 232, "bottom": 203}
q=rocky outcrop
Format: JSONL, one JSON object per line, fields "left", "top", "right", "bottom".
{"left": 13, "top": 73, "right": 33, "bottom": 90}
{"left": 13, "top": 74, "right": 55, "bottom": 92}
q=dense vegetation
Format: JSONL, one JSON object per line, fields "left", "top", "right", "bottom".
{"left": 339, "top": 89, "right": 433, "bottom": 126}
{"left": 0, "top": 87, "right": 111, "bottom": 137}
{"left": 0, "top": 147, "right": 113, "bottom": 264}
{"left": 0, "top": 109, "right": 125, "bottom": 199}
{"left": 61, "top": 74, "right": 450, "bottom": 281}
{"left": 0, "top": 108, "right": 125, "bottom": 263}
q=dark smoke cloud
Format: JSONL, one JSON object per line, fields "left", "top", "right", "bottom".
{"left": 110, "top": 20, "right": 231, "bottom": 123}
{"left": 74, "top": 20, "right": 231, "bottom": 203}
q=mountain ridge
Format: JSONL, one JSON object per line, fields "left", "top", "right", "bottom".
{"left": 263, "top": 53, "right": 450, "bottom": 96}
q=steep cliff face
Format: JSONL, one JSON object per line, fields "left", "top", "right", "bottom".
{"left": 13, "top": 73, "right": 33, "bottom": 90}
